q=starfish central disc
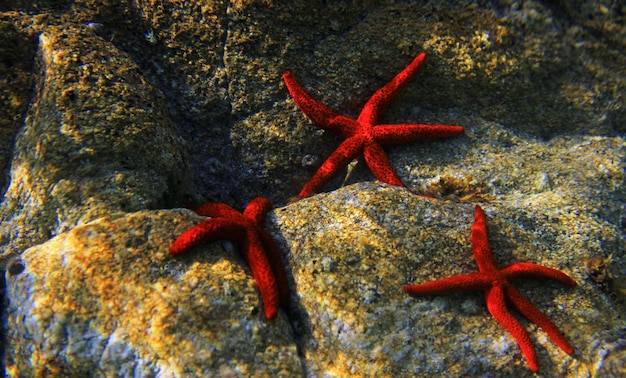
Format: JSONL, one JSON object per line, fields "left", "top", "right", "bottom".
{"left": 170, "top": 197, "right": 289, "bottom": 320}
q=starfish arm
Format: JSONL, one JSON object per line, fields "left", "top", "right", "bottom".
{"left": 472, "top": 206, "right": 500, "bottom": 272}
{"left": 298, "top": 136, "right": 364, "bottom": 197}
{"left": 241, "top": 198, "right": 289, "bottom": 305}
{"left": 283, "top": 71, "right": 346, "bottom": 134}
{"left": 242, "top": 197, "right": 273, "bottom": 224}
{"left": 242, "top": 230, "right": 281, "bottom": 320}
{"left": 501, "top": 262, "right": 577, "bottom": 287}
{"left": 260, "top": 230, "right": 290, "bottom": 307}
{"left": 486, "top": 285, "right": 539, "bottom": 372}
{"left": 403, "top": 272, "right": 492, "bottom": 295}
{"left": 504, "top": 285, "right": 575, "bottom": 355}
{"left": 372, "top": 124, "right": 464, "bottom": 144}
{"left": 169, "top": 219, "right": 246, "bottom": 256}
{"left": 193, "top": 202, "right": 241, "bottom": 218}
{"left": 363, "top": 141, "right": 405, "bottom": 187}
{"left": 358, "top": 53, "right": 427, "bottom": 126}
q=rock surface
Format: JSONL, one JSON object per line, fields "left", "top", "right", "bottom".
{"left": 5, "top": 209, "right": 300, "bottom": 376}
{"left": 0, "top": 23, "right": 189, "bottom": 264}
{"left": 5, "top": 184, "right": 625, "bottom": 376}
{"left": 271, "top": 183, "right": 624, "bottom": 377}
{"left": 1, "top": 0, "right": 624, "bottom": 376}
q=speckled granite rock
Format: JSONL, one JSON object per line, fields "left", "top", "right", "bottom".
{"left": 0, "top": 23, "right": 189, "bottom": 265}
{"left": 269, "top": 182, "right": 624, "bottom": 377}
{"left": 4, "top": 209, "right": 301, "bottom": 376}
{"left": 6, "top": 0, "right": 620, "bottom": 206}
{"left": 8, "top": 182, "right": 621, "bottom": 376}
{"left": 1, "top": 0, "right": 624, "bottom": 376}
{"left": 0, "top": 13, "right": 36, "bottom": 193}
{"left": 228, "top": 0, "right": 625, "bottom": 202}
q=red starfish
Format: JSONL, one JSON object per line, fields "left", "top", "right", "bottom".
{"left": 404, "top": 205, "right": 576, "bottom": 372}
{"left": 170, "top": 197, "right": 289, "bottom": 320}
{"left": 283, "top": 52, "right": 464, "bottom": 198}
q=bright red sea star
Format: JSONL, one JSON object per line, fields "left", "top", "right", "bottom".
{"left": 404, "top": 205, "right": 576, "bottom": 372}
{"left": 283, "top": 52, "right": 464, "bottom": 198}
{"left": 170, "top": 197, "right": 289, "bottom": 320}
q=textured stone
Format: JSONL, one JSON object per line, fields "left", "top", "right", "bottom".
{"left": 228, "top": 0, "right": 625, "bottom": 201}
{"left": 0, "top": 0, "right": 624, "bottom": 376}
{"left": 0, "top": 23, "right": 189, "bottom": 265}
{"left": 0, "top": 13, "right": 36, "bottom": 193}
{"left": 269, "top": 182, "right": 624, "bottom": 377}
{"left": 5, "top": 209, "right": 301, "bottom": 376}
